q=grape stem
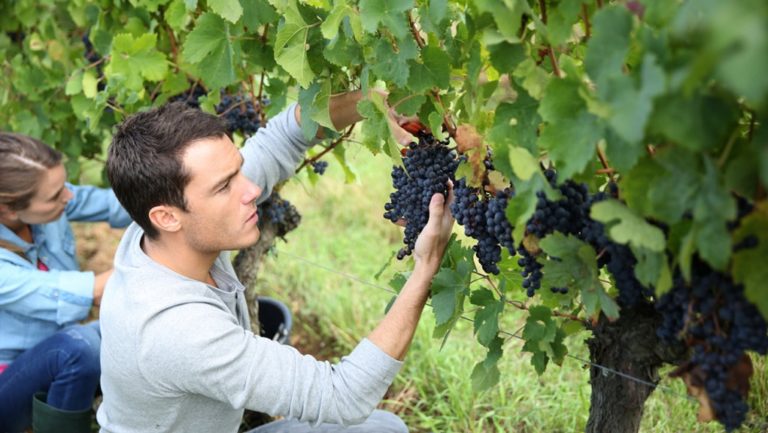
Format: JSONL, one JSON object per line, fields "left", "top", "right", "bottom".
{"left": 295, "top": 124, "right": 355, "bottom": 173}
{"left": 479, "top": 271, "right": 587, "bottom": 324}
{"left": 407, "top": 11, "right": 457, "bottom": 138}
{"left": 538, "top": 0, "right": 562, "bottom": 78}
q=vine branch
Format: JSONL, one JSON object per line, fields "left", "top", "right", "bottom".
{"left": 407, "top": 11, "right": 457, "bottom": 138}
{"left": 538, "top": 0, "right": 562, "bottom": 78}
{"left": 295, "top": 124, "right": 355, "bottom": 173}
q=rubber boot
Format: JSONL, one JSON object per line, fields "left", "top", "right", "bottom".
{"left": 32, "top": 392, "right": 92, "bottom": 433}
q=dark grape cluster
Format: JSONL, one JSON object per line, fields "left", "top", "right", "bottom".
{"left": 7, "top": 31, "right": 25, "bottom": 43}
{"left": 311, "top": 160, "right": 328, "bottom": 175}
{"left": 449, "top": 180, "right": 517, "bottom": 274}
{"left": 169, "top": 85, "right": 206, "bottom": 109}
{"left": 216, "top": 94, "right": 261, "bottom": 137}
{"left": 657, "top": 257, "right": 768, "bottom": 431}
{"left": 384, "top": 134, "right": 459, "bottom": 260}
{"left": 82, "top": 32, "right": 105, "bottom": 92}
{"left": 82, "top": 33, "right": 101, "bottom": 65}
{"left": 257, "top": 193, "right": 301, "bottom": 237}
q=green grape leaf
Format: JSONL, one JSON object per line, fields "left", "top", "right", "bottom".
{"left": 273, "top": 1, "right": 315, "bottom": 88}
{"left": 539, "top": 233, "right": 619, "bottom": 320}
{"left": 488, "top": 42, "right": 526, "bottom": 74}
{"left": 648, "top": 93, "right": 740, "bottom": 152}
{"left": 602, "top": 54, "right": 665, "bottom": 145}
{"left": 508, "top": 147, "right": 539, "bottom": 181}
{"left": 538, "top": 111, "right": 602, "bottom": 181}
{"left": 584, "top": 5, "right": 632, "bottom": 89}
{"left": 208, "top": 0, "right": 242, "bottom": 23}
{"left": 407, "top": 45, "right": 451, "bottom": 93}
{"left": 591, "top": 199, "right": 666, "bottom": 252}
{"left": 487, "top": 84, "right": 540, "bottom": 155}
{"left": 107, "top": 33, "right": 168, "bottom": 90}
{"left": 604, "top": 128, "right": 645, "bottom": 174}
{"left": 298, "top": 84, "right": 321, "bottom": 140}
{"left": 474, "top": 0, "right": 527, "bottom": 41}
{"left": 522, "top": 306, "right": 568, "bottom": 375}
{"left": 370, "top": 37, "right": 417, "bottom": 88}
{"left": 242, "top": 0, "right": 278, "bottom": 28}
{"left": 309, "top": 80, "right": 334, "bottom": 130}
{"left": 82, "top": 70, "right": 99, "bottom": 99}
{"left": 65, "top": 70, "right": 83, "bottom": 96}
{"left": 545, "top": 0, "right": 584, "bottom": 47}
{"left": 471, "top": 289, "right": 504, "bottom": 347}
{"left": 471, "top": 337, "right": 503, "bottom": 391}
{"left": 631, "top": 245, "right": 673, "bottom": 296}
{"left": 165, "top": 0, "right": 189, "bottom": 31}
{"left": 732, "top": 205, "right": 768, "bottom": 320}
{"left": 322, "top": 4, "right": 350, "bottom": 40}
{"left": 359, "top": 0, "right": 413, "bottom": 40}
{"left": 183, "top": 13, "right": 229, "bottom": 63}
{"left": 512, "top": 59, "right": 550, "bottom": 100}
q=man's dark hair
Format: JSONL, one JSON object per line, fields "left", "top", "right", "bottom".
{"left": 107, "top": 102, "right": 229, "bottom": 238}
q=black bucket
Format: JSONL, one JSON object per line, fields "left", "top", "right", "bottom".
{"left": 257, "top": 296, "right": 292, "bottom": 345}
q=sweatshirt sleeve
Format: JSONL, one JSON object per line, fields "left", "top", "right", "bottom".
{"left": 64, "top": 184, "right": 132, "bottom": 228}
{"left": 138, "top": 301, "right": 402, "bottom": 426}
{"left": 240, "top": 103, "right": 316, "bottom": 205}
{"left": 0, "top": 260, "right": 94, "bottom": 325}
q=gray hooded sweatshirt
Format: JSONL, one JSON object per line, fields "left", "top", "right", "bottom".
{"left": 97, "top": 104, "right": 402, "bottom": 433}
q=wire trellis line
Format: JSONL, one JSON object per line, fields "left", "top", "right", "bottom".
{"left": 270, "top": 248, "right": 696, "bottom": 402}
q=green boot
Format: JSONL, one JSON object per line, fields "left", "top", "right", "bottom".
{"left": 32, "top": 392, "right": 92, "bottom": 433}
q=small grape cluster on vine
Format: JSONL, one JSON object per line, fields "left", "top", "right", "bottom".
{"left": 310, "top": 160, "right": 328, "bottom": 175}
{"left": 168, "top": 86, "right": 264, "bottom": 137}
{"left": 257, "top": 193, "right": 301, "bottom": 238}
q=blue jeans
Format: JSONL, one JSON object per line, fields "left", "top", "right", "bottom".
{"left": 0, "top": 321, "right": 101, "bottom": 432}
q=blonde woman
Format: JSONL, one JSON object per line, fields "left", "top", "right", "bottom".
{"left": 0, "top": 132, "right": 131, "bottom": 433}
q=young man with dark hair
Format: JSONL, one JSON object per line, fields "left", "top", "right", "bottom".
{"left": 98, "top": 92, "right": 455, "bottom": 433}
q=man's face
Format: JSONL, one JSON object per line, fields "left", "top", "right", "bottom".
{"left": 177, "top": 135, "right": 262, "bottom": 253}
{"left": 13, "top": 164, "right": 74, "bottom": 225}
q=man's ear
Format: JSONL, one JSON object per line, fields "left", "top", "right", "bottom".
{"left": 147, "top": 205, "right": 182, "bottom": 234}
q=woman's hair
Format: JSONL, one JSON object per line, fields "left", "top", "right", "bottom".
{"left": 0, "top": 132, "right": 63, "bottom": 211}
{"left": 0, "top": 133, "right": 62, "bottom": 255}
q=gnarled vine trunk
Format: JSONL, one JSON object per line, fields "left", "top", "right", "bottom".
{"left": 232, "top": 218, "right": 281, "bottom": 335}
{"left": 586, "top": 304, "right": 686, "bottom": 433}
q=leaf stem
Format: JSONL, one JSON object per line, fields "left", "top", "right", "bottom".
{"left": 717, "top": 127, "right": 740, "bottom": 168}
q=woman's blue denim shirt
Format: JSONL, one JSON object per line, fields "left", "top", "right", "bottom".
{"left": 0, "top": 184, "right": 131, "bottom": 364}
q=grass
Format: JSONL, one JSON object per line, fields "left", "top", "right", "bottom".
{"left": 252, "top": 145, "right": 767, "bottom": 433}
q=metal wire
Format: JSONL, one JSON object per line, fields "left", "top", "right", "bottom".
{"left": 272, "top": 248, "right": 696, "bottom": 402}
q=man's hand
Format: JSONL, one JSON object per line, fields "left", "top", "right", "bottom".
{"left": 412, "top": 181, "right": 455, "bottom": 276}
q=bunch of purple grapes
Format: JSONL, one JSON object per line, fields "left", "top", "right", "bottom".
{"left": 450, "top": 180, "right": 516, "bottom": 275}
{"left": 216, "top": 94, "right": 261, "bottom": 136}
{"left": 656, "top": 256, "right": 767, "bottom": 431}
{"left": 258, "top": 193, "right": 301, "bottom": 237}
{"left": 384, "top": 133, "right": 459, "bottom": 260}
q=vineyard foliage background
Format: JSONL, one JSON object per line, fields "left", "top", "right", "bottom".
{"left": 2, "top": 0, "right": 767, "bottom": 431}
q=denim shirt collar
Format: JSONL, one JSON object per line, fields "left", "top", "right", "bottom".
{"left": 0, "top": 223, "right": 44, "bottom": 264}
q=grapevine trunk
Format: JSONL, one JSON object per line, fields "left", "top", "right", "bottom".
{"left": 586, "top": 305, "right": 685, "bottom": 433}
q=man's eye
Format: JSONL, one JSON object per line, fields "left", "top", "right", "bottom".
{"left": 219, "top": 182, "right": 231, "bottom": 193}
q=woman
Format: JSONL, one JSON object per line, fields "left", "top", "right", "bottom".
{"left": 0, "top": 132, "right": 131, "bottom": 433}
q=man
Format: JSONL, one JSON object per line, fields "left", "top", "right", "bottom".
{"left": 98, "top": 91, "right": 455, "bottom": 433}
